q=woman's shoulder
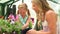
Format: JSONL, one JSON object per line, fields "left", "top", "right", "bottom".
{"left": 45, "top": 10, "right": 57, "bottom": 22}
{"left": 45, "top": 10, "right": 57, "bottom": 23}
{"left": 45, "top": 10, "right": 57, "bottom": 16}
{"left": 45, "top": 10, "right": 57, "bottom": 19}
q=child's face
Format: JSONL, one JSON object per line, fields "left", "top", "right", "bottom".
{"left": 18, "top": 6, "right": 27, "bottom": 16}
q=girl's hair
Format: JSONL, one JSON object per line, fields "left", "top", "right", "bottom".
{"left": 17, "top": 3, "right": 30, "bottom": 16}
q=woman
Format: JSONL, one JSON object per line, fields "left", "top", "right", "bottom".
{"left": 26, "top": 0, "right": 57, "bottom": 34}
{"left": 17, "top": 3, "right": 31, "bottom": 34}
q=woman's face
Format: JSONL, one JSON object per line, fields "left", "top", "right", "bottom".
{"left": 32, "top": 2, "right": 39, "bottom": 12}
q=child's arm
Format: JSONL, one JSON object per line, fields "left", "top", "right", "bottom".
{"left": 22, "top": 16, "right": 31, "bottom": 30}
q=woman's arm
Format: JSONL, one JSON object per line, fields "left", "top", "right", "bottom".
{"left": 45, "top": 10, "right": 57, "bottom": 34}
{"left": 22, "top": 16, "right": 31, "bottom": 30}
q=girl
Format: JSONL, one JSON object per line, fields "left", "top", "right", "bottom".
{"left": 17, "top": 3, "right": 31, "bottom": 34}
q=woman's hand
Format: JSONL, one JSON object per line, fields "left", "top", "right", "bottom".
{"left": 26, "top": 29, "right": 37, "bottom": 34}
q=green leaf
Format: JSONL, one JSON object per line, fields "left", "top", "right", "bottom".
{"left": 29, "top": 21, "right": 32, "bottom": 28}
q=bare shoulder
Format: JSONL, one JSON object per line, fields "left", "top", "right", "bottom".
{"left": 45, "top": 10, "right": 57, "bottom": 22}
{"left": 45, "top": 10, "right": 57, "bottom": 17}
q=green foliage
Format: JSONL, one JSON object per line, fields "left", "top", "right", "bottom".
{"left": 0, "top": 19, "right": 32, "bottom": 34}
{"left": 0, "top": 19, "right": 23, "bottom": 33}
{"left": 14, "top": 21, "right": 23, "bottom": 31}
{"left": 0, "top": 19, "right": 13, "bottom": 32}
{"left": 29, "top": 21, "right": 32, "bottom": 28}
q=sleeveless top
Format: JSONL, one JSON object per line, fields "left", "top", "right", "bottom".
{"left": 19, "top": 14, "right": 28, "bottom": 25}
{"left": 42, "top": 20, "right": 49, "bottom": 31}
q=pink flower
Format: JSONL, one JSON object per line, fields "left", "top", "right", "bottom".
{"left": 8, "top": 14, "right": 15, "bottom": 20}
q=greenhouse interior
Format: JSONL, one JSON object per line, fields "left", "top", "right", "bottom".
{"left": 0, "top": 0, "right": 60, "bottom": 34}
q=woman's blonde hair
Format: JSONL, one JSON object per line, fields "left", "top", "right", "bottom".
{"left": 32, "top": 0, "right": 52, "bottom": 15}
{"left": 18, "top": 3, "right": 30, "bottom": 16}
{"left": 32, "top": 0, "right": 53, "bottom": 21}
{"left": 32, "top": 0, "right": 42, "bottom": 14}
